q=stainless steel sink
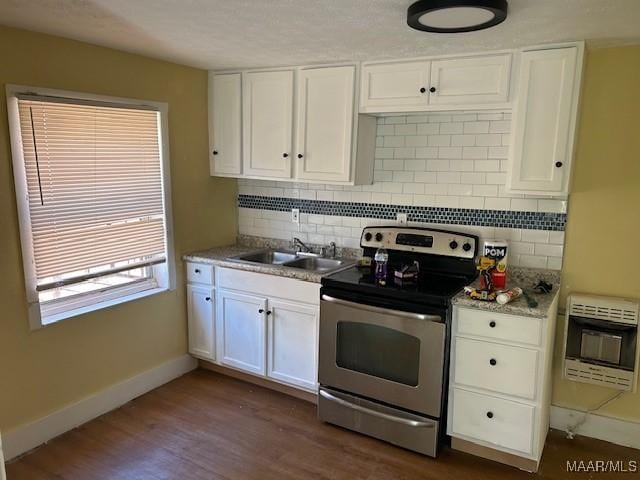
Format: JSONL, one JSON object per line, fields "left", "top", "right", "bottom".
{"left": 232, "top": 250, "right": 297, "bottom": 265}
{"left": 282, "top": 256, "right": 347, "bottom": 272}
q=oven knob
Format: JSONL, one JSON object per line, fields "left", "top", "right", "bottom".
{"left": 364, "top": 232, "right": 372, "bottom": 241}
{"left": 375, "top": 232, "right": 384, "bottom": 242}
{"left": 462, "top": 242, "right": 472, "bottom": 252}
{"left": 449, "top": 240, "right": 458, "bottom": 250}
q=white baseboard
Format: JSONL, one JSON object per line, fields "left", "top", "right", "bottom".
{"left": 3, "top": 354, "right": 197, "bottom": 461}
{"left": 550, "top": 405, "right": 640, "bottom": 450}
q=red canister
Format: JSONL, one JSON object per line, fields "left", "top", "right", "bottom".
{"left": 491, "top": 270, "right": 506, "bottom": 290}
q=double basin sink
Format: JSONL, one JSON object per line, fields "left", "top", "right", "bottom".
{"left": 229, "top": 249, "right": 352, "bottom": 273}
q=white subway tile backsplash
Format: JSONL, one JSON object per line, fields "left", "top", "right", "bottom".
{"left": 534, "top": 243, "right": 564, "bottom": 258}
{"left": 451, "top": 134, "right": 476, "bottom": 147}
{"left": 440, "top": 122, "right": 464, "bottom": 134}
{"left": 464, "top": 121, "right": 490, "bottom": 134}
{"left": 393, "top": 171, "right": 414, "bottom": 182}
{"left": 394, "top": 147, "right": 416, "bottom": 158}
{"left": 522, "top": 230, "right": 550, "bottom": 243}
{"left": 395, "top": 123, "right": 417, "bottom": 135}
{"left": 415, "top": 146, "right": 438, "bottom": 158}
{"left": 485, "top": 197, "right": 511, "bottom": 210}
{"left": 450, "top": 160, "right": 476, "bottom": 171}
{"left": 416, "top": 123, "right": 439, "bottom": 135}
{"left": 404, "top": 159, "right": 427, "bottom": 171}
{"left": 510, "top": 198, "right": 539, "bottom": 212}
{"left": 438, "top": 147, "right": 462, "bottom": 159}
{"left": 490, "top": 120, "right": 511, "bottom": 133}
{"left": 474, "top": 160, "right": 501, "bottom": 172}
{"left": 426, "top": 159, "right": 450, "bottom": 171}
{"left": 414, "top": 171, "right": 439, "bottom": 183}
{"left": 428, "top": 135, "right": 451, "bottom": 147}
{"left": 371, "top": 192, "right": 392, "bottom": 204}
{"left": 238, "top": 112, "right": 567, "bottom": 270}
{"left": 463, "top": 146, "right": 488, "bottom": 159}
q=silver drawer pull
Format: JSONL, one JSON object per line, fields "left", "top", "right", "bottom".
{"left": 319, "top": 389, "right": 434, "bottom": 428}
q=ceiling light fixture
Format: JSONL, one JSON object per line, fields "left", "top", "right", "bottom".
{"left": 407, "top": 0, "right": 508, "bottom": 33}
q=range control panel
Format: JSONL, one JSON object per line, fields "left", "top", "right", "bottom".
{"left": 360, "top": 226, "right": 478, "bottom": 259}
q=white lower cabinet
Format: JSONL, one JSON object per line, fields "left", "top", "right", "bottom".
{"left": 448, "top": 298, "right": 558, "bottom": 472}
{"left": 451, "top": 388, "right": 535, "bottom": 455}
{"left": 188, "top": 266, "right": 321, "bottom": 393}
{"left": 186, "top": 264, "right": 215, "bottom": 361}
{"left": 267, "top": 299, "right": 319, "bottom": 390}
{"left": 216, "top": 289, "right": 267, "bottom": 375}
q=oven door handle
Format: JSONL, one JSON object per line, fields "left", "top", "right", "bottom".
{"left": 319, "top": 389, "right": 434, "bottom": 428}
{"left": 321, "top": 294, "right": 441, "bottom": 323}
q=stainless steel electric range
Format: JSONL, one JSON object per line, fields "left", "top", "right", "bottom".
{"left": 318, "top": 226, "right": 479, "bottom": 456}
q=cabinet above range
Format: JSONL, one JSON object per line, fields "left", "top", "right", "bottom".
{"left": 359, "top": 53, "right": 512, "bottom": 113}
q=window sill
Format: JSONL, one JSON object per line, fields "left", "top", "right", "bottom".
{"left": 36, "top": 284, "right": 171, "bottom": 329}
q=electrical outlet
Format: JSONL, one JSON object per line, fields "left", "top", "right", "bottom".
{"left": 396, "top": 213, "right": 408, "bottom": 224}
{"left": 291, "top": 208, "right": 300, "bottom": 224}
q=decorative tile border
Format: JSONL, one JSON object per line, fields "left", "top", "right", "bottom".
{"left": 238, "top": 194, "right": 566, "bottom": 231}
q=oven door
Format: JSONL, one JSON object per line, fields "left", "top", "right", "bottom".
{"left": 319, "top": 294, "right": 445, "bottom": 417}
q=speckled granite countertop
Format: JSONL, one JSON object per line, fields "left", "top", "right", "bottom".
{"left": 452, "top": 266, "right": 561, "bottom": 318}
{"left": 183, "top": 244, "right": 356, "bottom": 284}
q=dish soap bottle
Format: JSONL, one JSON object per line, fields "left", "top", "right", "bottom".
{"left": 374, "top": 247, "right": 388, "bottom": 286}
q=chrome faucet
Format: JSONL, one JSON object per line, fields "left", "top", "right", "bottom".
{"left": 292, "top": 237, "right": 312, "bottom": 253}
{"left": 320, "top": 241, "right": 337, "bottom": 258}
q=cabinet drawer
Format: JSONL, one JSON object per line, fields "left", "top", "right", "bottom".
{"left": 217, "top": 267, "right": 320, "bottom": 305}
{"left": 186, "top": 262, "right": 214, "bottom": 285}
{"left": 451, "top": 388, "right": 535, "bottom": 454}
{"left": 457, "top": 308, "right": 542, "bottom": 346}
{"left": 454, "top": 337, "right": 538, "bottom": 399}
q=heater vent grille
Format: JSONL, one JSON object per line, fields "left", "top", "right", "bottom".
{"left": 569, "top": 295, "right": 639, "bottom": 325}
{"left": 565, "top": 359, "right": 634, "bottom": 391}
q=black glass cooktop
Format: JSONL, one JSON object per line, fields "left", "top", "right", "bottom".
{"left": 322, "top": 265, "right": 471, "bottom": 308}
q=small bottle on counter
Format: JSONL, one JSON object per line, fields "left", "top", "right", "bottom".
{"left": 374, "top": 247, "right": 388, "bottom": 286}
{"left": 496, "top": 287, "right": 523, "bottom": 305}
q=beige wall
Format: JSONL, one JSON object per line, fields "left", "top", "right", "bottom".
{"left": 553, "top": 45, "right": 640, "bottom": 421}
{"left": 0, "top": 25, "right": 237, "bottom": 432}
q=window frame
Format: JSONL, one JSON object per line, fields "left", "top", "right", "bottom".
{"left": 6, "top": 85, "right": 176, "bottom": 330}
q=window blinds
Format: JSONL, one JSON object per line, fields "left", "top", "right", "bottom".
{"left": 17, "top": 97, "right": 167, "bottom": 290}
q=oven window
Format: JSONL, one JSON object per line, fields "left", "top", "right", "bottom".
{"left": 336, "top": 322, "right": 420, "bottom": 386}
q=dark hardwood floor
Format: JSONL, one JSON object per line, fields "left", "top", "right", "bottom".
{"left": 6, "top": 369, "right": 639, "bottom": 479}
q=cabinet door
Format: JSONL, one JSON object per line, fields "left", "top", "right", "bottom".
{"left": 295, "top": 66, "right": 355, "bottom": 182}
{"left": 267, "top": 299, "right": 319, "bottom": 391}
{"left": 187, "top": 284, "right": 215, "bottom": 361}
{"left": 360, "top": 61, "right": 430, "bottom": 111}
{"left": 216, "top": 289, "right": 267, "bottom": 375}
{"left": 429, "top": 54, "right": 511, "bottom": 106}
{"left": 210, "top": 73, "right": 242, "bottom": 175}
{"left": 508, "top": 47, "right": 580, "bottom": 194}
{"left": 242, "top": 70, "right": 293, "bottom": 178}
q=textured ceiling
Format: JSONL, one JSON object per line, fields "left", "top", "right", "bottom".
{"left": 1, "top": 0, "right": 639, "bottom": 70}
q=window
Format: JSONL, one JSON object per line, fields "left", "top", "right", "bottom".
{"left": 7, "top": 86, "right": 175, "bottom": 328}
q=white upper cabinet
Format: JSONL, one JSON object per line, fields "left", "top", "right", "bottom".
{"left": 429, "top": 54, "right": 511, "bottom": 106}
{"left": 209, "top": 65, "right": 374, "bottom": 185}
{"left": 360, "top": 53, "right": 512, "bottom": 113}
{"left": 360, "top": 61, "right": 430, "bottom": 111}
{"left": 507, "top": 46, "right": 582, "bottom": 196}
{"left": 242, "top": 70, "right": 294, "bottom": 178}
{"left": 295, "top": 66, "right": 355, "bottom": 182}
{"left": 209, "top": 73, "right": 242, "bottom": 175}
